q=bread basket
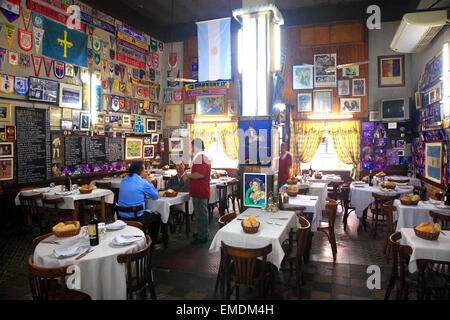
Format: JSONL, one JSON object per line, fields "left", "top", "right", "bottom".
{"left": 79, "top": 188, "right": 93, "bottom": 194}
{"left": 314, "top": 174, "right": 322, "bottom": 179}
{"left": 286, "top": 178, "right": 298, "bottom": 185}
{"left": 54, "top": 221, "right": 81, "bottom": 238}
{"left": 414, "top": 227, "right": 440, "bottom": 241}
{"left": 165, "top": 191, "right": 178, "bottom": 197}
{"left": 400, "top": 198, "right": 419, "bottom": 206}
{"left": 286, "top": 189, "right": 298, "bottom": 197}
{"left": 241, "top": 221, "right": 260, "bottom": 234}
{"left": 382, "top": 183, "right": 396, "bottom": 190}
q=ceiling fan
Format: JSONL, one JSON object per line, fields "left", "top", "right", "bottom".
{"left": 325, "top": 60, "right": 370, "bottom": 72}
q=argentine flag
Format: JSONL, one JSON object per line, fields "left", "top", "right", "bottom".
{"left": 197, "top": 17, "right": 231, "bottom": 82}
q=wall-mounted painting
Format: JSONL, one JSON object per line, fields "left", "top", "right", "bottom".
{"left": 0, "top": 158, "right": 13, "bottom": 181}
{"left": 0, "top": 103, "right": 11, "bottom": 122}
{"left": 165, "top": 104, "right": 182, "bottom": 127}
{"left": 146, "top": 118, "right": 157, "bottom": 133}
{"left": 80, "top": 112, "right": 90, "bottom": 131}
{"left": 243, "top": 173, "right": 267, "bottom": 208}
{"left": 0, "top": 142, "right": 13, "bottom": 158}
{"left": 425, "top": 141, "right": 442, "bottom": 184}
{"left": 352, "top": 78, "right": 365, "bottom": 96}
{"left": 314, "top": 53, "right": 336, "bottom": 87}
{"left": 378, "top": 55, "right": 405, "bottom": 87}
{"left": 143, "top": 145, "right": 154, "bottom": 159}
{"left": 169, "top": 137, "right": 184, "bottom": 152}
{"left": 337, "top": 79, "right": 350, "bottom": 96}
{"left": 292, "top": 64, "right": 314, "bottom": 90}
{"left": 59, "top": 83, "right": 82, "bottom": 109}
{"left": 297, "top": 93, "right": 312, "bottom": 112}
{"left": 125, "top": 137, "right": 143, "bottom": 161}
{"left": 196, "top": 95, "right": 225, "bottom": 117}
{"left": 340, "top": 98, "right": 361, "bottom": 113}
{"left": 313, "top": 90, "right": 332, "bottom": 113}
{"left": 342, "top": 65, "right": 359, "bottom": 77}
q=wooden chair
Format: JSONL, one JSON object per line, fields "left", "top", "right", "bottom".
{"left": 217, "top": 184, "right": 229, "bottom": 217}
{"left": 327, "top": 181, "right": 343, "bottom": 201}
{"left": 218, "top": 212, "right": 237, "bottom": 229}
{"left": 385, "top": 232, "right": 446, "bottom": 300}
{"left": 20, "top": 193, "right": 44, "bottom": 232}
{"left": 222, "top": 242, "right": 274, "bottom": 300}
{"left": 281, "top": 216, "right": 311, "bottom": 299}
{"left": 340, "top": 185, "right": 356, "bottom": 231}
{"left": 26, "top": 255, "right": 91, "bottom": 300}
{"left": 83, "top": 182, "right": 114, "bottom": 223}
{"left": 388, "top": 178, "right": 410, "bottom": 184}
{"left": 382, "top": 204, "right": 397, "bottom": 263}
{"left": 41, "top": 197, "right": 71, "bottom": 233}
{"left": 317, "top": 199, "right": 339, "bottom": 262}
{"left": 32, "top": 232, "right": 54, "bottom": 251}
{"left": 370, "top": 193, "right": 399, "bottom": 239}
{"left": 117, "top": 235, "right": 156, "bottom": 300}
{"left": 115, "top": 204, "right": 144, "bottom": 222}
{"left": 227, "top": 180, "right": 240, "bottom": 213}
{"left": 429, "top": 210, "right": 450, "bottom": 230}
{"left": 297, "top": 188, "right": 309, "bottom": 195}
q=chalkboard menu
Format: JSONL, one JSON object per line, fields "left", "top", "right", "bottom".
{"left": 65, "top": 136, "right": 86, "bottom": 166}
{"left": 16, "top": 107, "right": 51, "bottom": 184}
{"left": 106, "top": 137, "right": 124, "bottom": 162}
{"left": 86, "top": 136, "right": 107, "bottom": 164}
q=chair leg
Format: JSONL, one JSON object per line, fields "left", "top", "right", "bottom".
{"left": 329, "top": 230, "right": 337, "bottom": 261}
{"left": 343, "top": 207, "right": 349, "bottom": 231}
{"left": 384, "top": 274, "right": 396, "bottom": 300}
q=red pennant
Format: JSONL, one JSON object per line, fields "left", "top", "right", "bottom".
{"left": 43, "top": 57, "right": 53, "bottom": 77}
{"left": 21, "top": 7, "right": 32, "bottom": 31}
{"left": 31, "top": 54, "right": 42, "bottom": 76}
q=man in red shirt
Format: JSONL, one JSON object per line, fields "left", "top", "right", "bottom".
{"left": 187, "top": 138, "right": 211, "bottom": 245}
{"left": 278, "top": 141, "right": 293, "bottom": 190}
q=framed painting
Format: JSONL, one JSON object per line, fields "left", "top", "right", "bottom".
{"left": 0, "top": 103, "right": 11, "bottom": 122}
{"left": 80, "top": 112, "right": 90, "bottom": 131}
{"left": 125, "top": 137, "right": 143, "bottom": 161}
{"left": 314, "top": 53, "right": 336, "bottom": 87}
{"left": 49, "top": 107, "right": 62, "bottom": 128}
{"left": 342, "top": 65, "right": 359, "bottom": 77}
{"left": 0, "top": 142, "right": 13, "bottom": 158}
{"left": 337, "top": 79, "right": 350, "bottom": 96}
{"left": 297, "top": 93, "right": 312, "bottom": 112}
{"left": 169, "top": 137, "right": 184, "bottom": 152}
{"left": 165, "top": 104, "right": 182, "bottom": 127}
{"left": 378, "top": 55, "right": 405, "bottom": 87}
{"left": 196, "top": 95, "right": 226, "bottom": 117}
{"left": 59, "top": 83, "right": 82, "bottom": 109}
{"left": 143, "top": 145, "right": 154, "bottom": 159}
{"left": 243, "top": 173, "right": 267, "bottom": 208}
{"left": 184, "top": 103, "right": 195, "bottom": 115}
{"left": 0, "top": 158, "right": 13, "bottom": 181}
{"left": 146, "top": 118, "right": 157, "bottom": 133}
{"left": 424, "top": 141, "right": 442, "bottom": 184}
{"left": 61, "top": 120, "right": 73, "bottom": 131}
{"left": 352, "top": 78, "right": 366, "bottom": 96}
{"left": 151, "top": 133, "right": 159, "bottom": 144}
{"left": 313, "top": 90, "right": 332, "bottom": 113}
{"left": 415, "top": 92, "right": 422, "bottom": 110}
{"left": 292, "top": 64, "right": 314, "bottom": 90}
{"left": 340, "top": 98, "right": 361, "bottom": 113}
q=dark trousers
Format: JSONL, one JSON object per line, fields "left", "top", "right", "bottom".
{"left": 136, "top": 211, "right": 162, "bottom": 243}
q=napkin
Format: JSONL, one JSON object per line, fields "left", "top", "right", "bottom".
{"left": 54, "top": 242, "right": 80, "bottom": 258}
{"left": 106, "top": 220, "right": 127, "bottom": 230}
{"left": 113, "top": 235, "right": 141, "bottom": 245}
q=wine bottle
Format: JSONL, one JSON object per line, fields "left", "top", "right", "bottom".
{"left": 444, "top": 186, "right": 450, "bottom": 206}
{"left": 309, "top": 165, "right": 313, "bottom": 177}
{"left": 369, "top": 170, "right": 373, "bottom": 187}
{"left": 64, "top": 174, "right": 71, "bottom": 191}
{"left": 88, "top": 206, "right": 99, "bottom": 246}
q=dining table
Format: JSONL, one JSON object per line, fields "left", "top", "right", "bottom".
{"left": 296, "top": 174, "right": 344, "bottom": 185}
{"left": 280, "top": 182, "right": 328, "bottom": 211}
{"left": 374, "top": 175, "right": 421, "bottom": 187}
{"left": 209, "top": 208, "right": 300, "bottom": 269}
{"left": 33, "top": 225, "right": 146, "bottom": 300}
{"left": 393, "top": 199, "right": 450, "bottom": 231}
{"left": 93, "top": 174, "right": 165, "bottom": 190}
{"left": 15, "top": 186, "right": 115, "bottom": 222}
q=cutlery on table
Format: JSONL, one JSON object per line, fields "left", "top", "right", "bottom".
{"left": 75, "top": 248, "right": 94, "bottom": 260}
{"left": 441, "top": 231, "right": 447, "bottom": 237}
{"left": 270, "top": 218, "right": 288, "bottom": 220}
{"left": 42, "top": 240, "right": 60, "bottom": 245}
{"left": 266, "top": 222, "right": 282, "bottom": 226}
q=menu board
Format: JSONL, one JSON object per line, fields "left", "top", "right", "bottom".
{"left": 86, "top": 136, "right": 107, "bottom": 164}
{"left": 16, "top": 107, "right": 51, "bottom": 184}
{"left": 64, "top": 136, "right": 86, "bottom": 166}
{"left": 106, "top": 137, "right": 125, "bottom": 162}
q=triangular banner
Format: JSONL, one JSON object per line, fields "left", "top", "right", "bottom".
{"left": 21, "top": 7, "right": 32, "bottom": 31}
{"left": 31, "top": 54, "right": 42, "bottom": 76}
{"left": 0, "top": 48, "right": 7, "bottom": 69}
{"left": 0, "top": 0, "right": 20, "bottom": 23}
{"left": 33, "top": 26, "right": 44, "bottom": 54}
{"left": 4, "top": 23, "right": 15, "bottom": 48}
{"left": 43, "top": 57, "right": 53, "bottom": 77}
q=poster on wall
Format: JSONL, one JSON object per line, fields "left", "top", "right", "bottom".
{"left": 125, "top": 137, "right": 143, "bottom": 160}
{"left": 314, "top": 53, "right": 336, "bottom": 87}
{"left": 0, "top": 158, "right": 13, "bottom": 181}
{"left": 243, "top": 173, "right": 267, "bottom": 208}
{"left": 29, "top": 77, "right": 58, "bottom": 103}
{"left": 59, "top": 83, "right": 82, "bottom": 109}
{"left": 425, "top": 142, "right": 442, "bottom": 184}
{"left": 292, "top": 64, "right": 314, "bottom": 90}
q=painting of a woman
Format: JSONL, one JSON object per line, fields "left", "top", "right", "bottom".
{"left": 243, "top": 174, "right": 267, "bottom": 208}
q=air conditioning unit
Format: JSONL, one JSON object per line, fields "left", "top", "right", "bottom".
{"left": 390, "top": 10, "right": 449, "bottom": 53}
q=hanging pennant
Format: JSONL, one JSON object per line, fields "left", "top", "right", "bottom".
{"left": 92, "top": 37, "right": 101, "bottom": 52}
{"left": 119, "top": 97, "right": 125, "bottom": 110}
{"left": 156, "top": 86, "right": 160, "bottom": 100}
{"left": 143, "top": 101, "right": 150, "bottom": 110}
{"left": 107, "top": 78, "right": 114, "bottom": 91}
{"left": 0, "top": 0, "right": 20, "bottom": 23}
{"left": 18, "top": 29, "right": 32, "bottom": 52}
{"left": 32, "top": 26, "right": 44, "bottom": 54}
{"left": 101, "top": 59, "right": 108, "bottom": 75}
{"left": 31, "top": 54, "right": 42, "bottom": 76}
{"left": 150, "top": 38, "right": 157, "bottom": 52}
{"left": 74, "top": 65, "right": 79, "bottom": 77}
{"left": 119, "top": 82, "right": 126, "bottom": 93}
{"left": 114, "top": 79, "right": 119, "bottom": 92}
{"left": 163, "top": 88, "right": 173, "bottom": 103}
{"left": 109, "top": 49, "right": 115, "bottom": 60}
{"left": 0, "top": 74, "right": 14, "bottom": 93}
{"left": 158, "top": 41, "right": 164, "bottom": 53}
{"left": 131, "top": 99, "right": 138, "bottom": 114}
{"left": 42, "top": 57, "right": 52, "bottom": 76}
{"left": 168, "top": 52, "right": 177, "bottom": 69}
{"left": 173, "top": 89, "right": 183, "bottom": 103}
{"left": 65, "top": 63, "right": 74, "bottom": 77}
{"left": 125, "top": 98, "right": 131, "bottom": 111}
{"left": 8, "top": 51, "right": 17, "bottom": 66}
{"left": 152, "top": 52, "right": 159, "bottom": 69}
{"left": 32, "top": 12, "right": 44, "bottom": 28}
{"left": 101, "top": 40, "right": 108, "bottom": 58}
{"left": 109, "top": 35, "right": 116, "bottom": 48}
{"left": 21, "top": 7, "right": 32, "bottom": 31}
{"left": 155, "top": 70, "right": 160, "bottom": 82}
{"left": 4, "top": 23, "right": 15, "bottom": 48}
{"left": 111, "top": 95, "right": 120, "bottom": 112}
{"left": 0, "top": 48, "right": 7, "bottom": 69}
{"left": 53, "top": 61, "right": 65, "bottom": 79}
{"left": 132, "top": 68, "right": 139, "bottom": 79}
{"left": 87, "top": 48, "right": 94, "bottom": 60}
{"left": 114, "top": 64, "right": 120, "bottom": 76}
{"left": 108, "top": 62, "right": 114, "bottom": 76}
{"left": 86, "top": 25, "right": 95, "bottom": 42}
{"left": 101, "top": 80, "right": 107, "bottom": 90}
{"left": 0, "top": 23, "right": 3, "bottom": 35}
{"left": 119, "top": 64, "right": 126, "bottom": 81}
{"left": 149, "top": 68, "right": 155, "bottom": 82}
{"left": 146, "top": 54, "right": 152, "bottom": 68}
{"left": 88, "top": 59, "right": 93, "bottom": 71}
{"left": 139, "top": 69, "right": 146, "bottom": 80}
{"left": 94, "top": 53, "right": 101, "bottom": 65}
{"left": 19, "top": 53, "right": 30, "bottom": 68}
{"left": 80, "top": 67, "right": 90, "bottom": 83}
{"left": 126, "top": 82, "right": 132, "bottom": 95}
{"left": 14, "top": 76, "right": 28, "bottom": 95}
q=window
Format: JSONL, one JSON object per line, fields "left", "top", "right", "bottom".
{"left": 302, "top": 134, "right": 353, "bottom": 171}
{"left": 205, "top": 129, "right": 238, "bottom": 169}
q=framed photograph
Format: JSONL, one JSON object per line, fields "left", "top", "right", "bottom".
{"left": 342, "top": 65, "right": 359, "bottom": 77}
{"left": 143, "top": 145, "right": 155, "bottom": 159}
{"left": 397, "top": 140, "right": 405, "bottom": 149}
{"left": 49, "top": 107, "right": 61, "bottom": 128}
{"left": 62, "top": 108, "right": 72, "bottom": 120}
{"left": 340, "top": 98, "right": 361, "bottom": 113}
{"left": 104, "top": 116, "right": 110, "bottom": 124}
{"left": 369, "top": 111, "right": 380, "bottom": 122}
{"left": 29, "top": 77, "right": 58, "bottom": 103}
{"left": 80, "top": 112, "right": 90, "bottom": 131}
{"left": 96, "top": 125, "right": 105, "bottom": 135}
{"left": 59, "top": 83, "right": 82, "bottom": 109}
{"left": 5, "top": 125, "right": 15, "bottom": 140}
{"left": 378, "top": 55, "right": 405, "bottom": 87}
{"left": 125, "top": 137, "right": 143, "bottom": 161}
{"left": 313, "top": 90, "right": 332, "bottom": 113}
{"left": 314, "top": 53, "right": 336, "bottom": 87}
{"left": 151, "top": 133, "right": 159, "bottom": 144}
{"left": 0, "top": 142, "right": 13, "bottom": 158}
{"left": 0, "top": 158, "right": 13, "bottom": 181}
{"left": 122, "top": 115, "right": 131, "bottom": 127}
{"left": 352, "top": 78, "right": 366, "bottom": 96}
{"left": 72, "top": 110, "right": 80, "bottom": 129}
{"left": 337, "top": 79, "right": 350, "bottom": 96}
{"left": 243, "top": 173, "right": 267, "bottom": 208}
{"left": 169, "top": 137, "right": 184, "bottom": 152}
{"left": 397, "top": 150, "right": 405, "bottom": 157}
{"left": 184, "top": 103, "right": 195, "bottom": 115}
{"left": 0, "top": 103, "right": 11, "bottom": 122}
{"left": 196, "top": 95, "right": 225, "bottom": 117}
{"left": 146, "top": 118, "right": 157, "bottom": 133}
{"left": 415, "top": 92, "right": 422, "bottom": 109}
{"left": 156, "top": 119, "right": 162, "bottom": 131}
{"left": 165, "top": 103, "right": 182, "bottom": 127}
{"left": 292, "top": 64, "right": 314, "bottom": 90}
{"left": 297, "top": 93, "right": 312, "bottom": 112}
{"left": 61, "top": 120, "right": 73, "bottom": 131}
{"left": 425, "top": 141, "right": 442, "bottom": 184}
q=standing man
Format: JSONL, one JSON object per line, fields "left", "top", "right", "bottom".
{"left": 278, "top": 141, "right": 293, "bottom": 190}
{"left": 188, "top": 138, "right": 211, "bottom": 245}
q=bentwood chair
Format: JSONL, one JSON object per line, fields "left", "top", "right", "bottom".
{"left": 124, "top": 220, "right": 144, "bottom": 231}
{"left": 222, "top": 242, "right": 274, "bottom": 300}
{"left": 317, "top": 200, "right": 339, "bottom": 262}
{"left": 382, "top": 204, "right": 397, "bottom": 263}
{"left": 227, "top": 180, "right": 240, "bottom": 213}
{"left": 217, "top": 184, "right": 229, "bottom": 217}
{"left": 82, "top": 182, "right": 114, "bottom": 223}
{"left": 32, "top": 232, "right": 55, "bottom": 251}
{"left": 388, "top": 178, "right": 410, "bottom": 184}
{"left": 20, "top": 193, "right": 44, "bottom": 232}
{"left": 429, "top": 210, "right": 450, "bottom": 230}
{"left": 297, "top": 188, "right": 309, "bottom": 195}
{"left": 117, "top": 235, "right": 157, "bottom": 300}
{"left": 370, "top": 193, "right": 399, "bottom": 239}
{"left": 41, "top": 197, "right": 71, "bottom": 233}
{"left": 26, "top": 255, "right": 91, "bottom": 300}
{"left": 327, "top": 182, "right": 343, "bottom": 202}
{"left": 340, "top": 185, "right": 355, "bottom": 231}
{"left": 281, "top": 216, "right": 311, "bottom": 299}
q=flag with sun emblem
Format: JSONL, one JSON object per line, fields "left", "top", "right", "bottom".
{"left": 197, "top": 17, "right": 231, "bottom": 82}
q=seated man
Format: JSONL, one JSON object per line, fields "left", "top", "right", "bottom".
{"left": 166, "top": 160, "right": 189, "bottom": 192}
{"left": 118, "top": 161, "right": 160, "bottom": 241}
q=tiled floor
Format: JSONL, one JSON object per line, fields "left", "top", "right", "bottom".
{"left": 0, "top": 204, "right": 395, "bottom": 300}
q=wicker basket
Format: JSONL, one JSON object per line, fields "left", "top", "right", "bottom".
{"left": 79, "top": 188, "right": 93, "bottom": 194}
{"left": 286, "top": 179, "right": 298, "bottom": 185}
{"left": 242, "top": 221, "right": 260, "bottom": 234}
{"left": 287, "top": 189, "right": 298, "bottom": 197}
{"left": 414, "top": 227, "right": 440, "bottom": 241}
{"left": 400, "top": 199, "right": 419, "bottom": 206}
{"left": 54, "top": 221, "right": 81, "bottom": 238}
{"left": 165, "top": 191, "right": 178, "bottom": 197}
{"left": 314, "top": 174, "right": 322, "bottom": 179}
{"left": 382, "top": 184, "right": 396, "bottom": 190}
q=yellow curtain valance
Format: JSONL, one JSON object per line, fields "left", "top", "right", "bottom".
{"left": 190, "top": 122, "right": 238, "bottom": 160}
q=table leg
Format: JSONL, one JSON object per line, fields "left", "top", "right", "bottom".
{"left": 185, "top": 201, "right": 190, "bottom": 238}
{"left": 100, "top": 196, "right": 106, "bottom": 222}
{"left": 303, "top": 212, "right": 314, "bottom": 262}
{"left": 361, "top": 208, "right": 368, "bottom": 231}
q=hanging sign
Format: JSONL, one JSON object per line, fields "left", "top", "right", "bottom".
{"left": 18, "top": 29, "right": 33, "bottom": 51}
{"left": 185, "top": 80, "right": 230, "bottom": 92}
{"left": 0, "top": 74, "right": 14, "bottom": 93}
{"left": 14, "top": 76, "right": 28, "bottom": 95}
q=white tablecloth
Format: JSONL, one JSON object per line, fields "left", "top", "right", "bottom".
{"left": 209, "top": 208, "right": 300, "bottom": 269}
{"left": 15, "top": 186, "right": 114, "bottom": 210}
{"left": 145, "top": 192, "right": 190, "bottom": 223}
{"left": 400, "top": 228, "right": 450, "bottom": 273}
{"left": 350, "top": 184, "right": 414, "bottom": 218}
{"left": 394, "top": 200, "right": 450, "bottom": 231}
{"left": 33, "top": 225, "right": 146, "bottom": 300}
{"left": 283, "top": 194, "right": 321, "bottom": 232}
{"left": 280, "top": 182, "right": 327, "bottom": 212}
{"left": 296, "top": 175, "right": 343, "bottom": 184}
{"left": 209, "top": 177, "right": 237, "bottom": 204}
{"left": 383, "top": 176, "right": 421, "bottom": 187}
{"left": 93, "top": 174, "right": 165, "bottom": 190}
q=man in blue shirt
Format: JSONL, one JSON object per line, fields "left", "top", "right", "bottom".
{"left": 118, "top": 161, "right": 160, "bottom": 241}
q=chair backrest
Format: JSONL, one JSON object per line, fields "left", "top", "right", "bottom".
{"left": 26, "top": 255, "right": 83, "bottom": 300}
{"left": 117, "top": 235, "right": 153, "bottom": 297}
{"left": 221, "top": 241, "right": 272, "bottom": 287}
{"left": 429, "top": 210, "right": 450, "bottom": 230}
{"left": 383, "top": 204, "right": 396, "bottom": 235}
{"left": 96, "top": 181, "right": 112, "bottom": 189}
{"left": 124, "top": 220, "right": 144, "bottom": 231}
{"left": 32, "top": 232, "right": 54, "bottom": 251}
{"left": 218, "top": 212, "right": 236, "bottom": 228}
{"left": 389, "top": 232, "right": 412, "bottom": 285}
{"left": 340, "top": 185, "right": 351, "bottom": 208}
{"left": 20, "top": 193, "right": 43, "bottom": 220}
{"left": 115, "top": 203, "right": 143, "bottom": 220}
{"left": 295, "top": 216, "right": 311, "bottom": 265}
{"left": 217, "top": 184, "right": 228, "bottom": 201}
{"left": 325, "top": 199, "right": 338, "bottom": 229}
{"left": 329, "top": 181, "right": 342, "bottom": 191}
{"left": 229, "top": 180, "right": 239, "bottom": 196}
{"left": 434, "top": 191, "right": 444, "bottom": 201}
{"left": 297, "top": 188, "right": 309, "bottom": 195}
{"left": 388, "top": 178, "right": 409, "bottom": 184}
{"left": 372, "top": 193, "right": 399, "bottom": 214}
